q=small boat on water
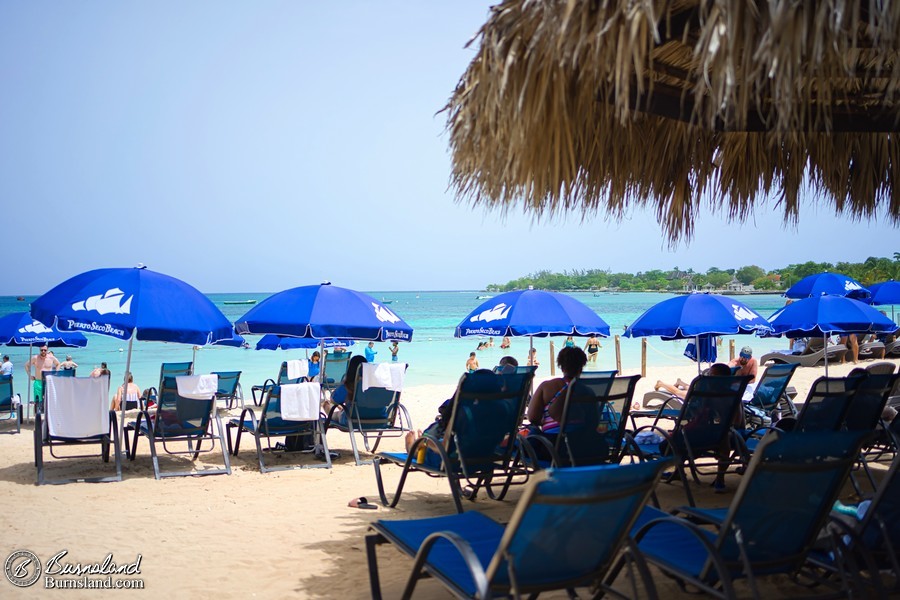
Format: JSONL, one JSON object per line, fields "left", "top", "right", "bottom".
{"left": 475, "top": 295, "right": 493, "bottom": 300}
{"left": 16, "top": 296, "right": 25, "bottom": 301}
{"left": 223, "top": 299, "right": 257, "bottom": 305}
{"left": 381, "top": 298, "right": 394, "bottom": 305}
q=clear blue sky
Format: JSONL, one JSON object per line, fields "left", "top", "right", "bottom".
{"left": 1, "top": 2, "right": 896, "bottom": 296}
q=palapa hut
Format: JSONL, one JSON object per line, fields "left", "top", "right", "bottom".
{"left": 444, "top": 1, "right": 900, "bottom": 242}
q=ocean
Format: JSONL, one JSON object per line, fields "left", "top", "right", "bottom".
{"left": 0, "top": 291, "right": 793, "bottom": 394}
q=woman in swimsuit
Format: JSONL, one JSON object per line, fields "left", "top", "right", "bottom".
{"left": 564, "top": 336, "right": 575, "bottom": 348}
{"left": 584, "top": 336, "right": 601, "bottom": 364}
{"left": 525, "top": 347, "right": 587, "bottom": 457}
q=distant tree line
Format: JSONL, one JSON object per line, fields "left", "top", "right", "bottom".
{"left": 486, "top": 254, "right": 900, "bottom": 293}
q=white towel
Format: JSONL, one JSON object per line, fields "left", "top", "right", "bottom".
{"left": 361, "top": 362, "right": 406, "bottom": 392}
{"left": 175, "top": 374, "right": 219, "bottom": 400}
{"left": 279, "top": 382, "right": 321, "bottom": 420}
{"left": 286, "top": 359, "right": 309, "bottom": 380}
{"left": 46, "top": 375, "right": 110, "bottom": 438}
{"left": 741, "top": 382, "right": 757, "bottom": 403}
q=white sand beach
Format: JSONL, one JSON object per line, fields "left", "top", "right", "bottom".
{"left": 1, "top": 358, "right": 897, "bottom": 598}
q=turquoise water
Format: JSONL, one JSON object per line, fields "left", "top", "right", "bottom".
{"left": 0, "top": 292, "right": 792, "bottom": 393}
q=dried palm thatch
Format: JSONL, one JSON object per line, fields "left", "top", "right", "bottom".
{"left": 445, "top": 0, "right": 900, "bottom": 242}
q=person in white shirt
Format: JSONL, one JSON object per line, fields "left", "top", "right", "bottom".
{"left": 0, "top": 355, "right": 12, "bottom": 377}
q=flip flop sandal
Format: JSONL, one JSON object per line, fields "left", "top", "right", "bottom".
{"left": 348, "top": 497, "right": 378, "bottom": 510}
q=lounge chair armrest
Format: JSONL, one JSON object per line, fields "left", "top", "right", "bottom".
{"left": 408, "top": 530, "right": 489, "bottom": 600}
{"left": 522, "top": 432, "right": 559, "bottom": 467}
{"left": 633, "top": 515, "right": 733, "bottom": 585}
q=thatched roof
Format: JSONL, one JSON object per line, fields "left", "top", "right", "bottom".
{"left": 445, "top": 0, "right": 900, "bottom": 241}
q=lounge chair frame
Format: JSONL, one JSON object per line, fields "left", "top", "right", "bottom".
{"left": 35, "top": 374, "right": 122, "bottom": 485}
{"left": 128, "top": 375, "right": 231, "bottom": 480}
{"left": 0, "top": 374, "right": 21, "bottom": 434}
{"left": 324, "top": 363, "right": 413, "bottom": 465}
{"left": 373, "top": 369, "right": 535, "bottom": 513}
{"left": 367, "top": 459, "right": 672, "bottom": 600}
{"left": 759, "top": 343, "right": 847, "bottom": 368}
{"left": 227, "top": 380, "right": 331, "bottom": 472}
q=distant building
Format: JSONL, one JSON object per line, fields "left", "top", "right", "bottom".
{"left": 682, "top": 275, "right": 699, "bottom": 292}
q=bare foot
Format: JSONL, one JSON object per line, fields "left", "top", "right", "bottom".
{"left": 654, "top": 380, "right": 663, "bottom": 391}
{"left": 675, "top": 378, "right": 688, "bottom": 389}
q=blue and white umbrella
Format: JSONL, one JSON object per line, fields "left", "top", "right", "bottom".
{"left": 785, "top": 272, "right": 870, "bottom": 300}
{"left": 623, "top": 294, "right": 772, "bottom": 373}
{"left": 31, "top": 266, "right": 234, "bottom": 450}
{"left": 255, "top": 335, "right": 354, "bottom": 351}
{"left": 868, "top": 280, "right": 900, "bottom": 321}
{"left": 234, "top": 282, "right": 413, "bottom": 342}
{"left": 455, "top": 290, "right": 610, "bottom": 339}
{"left": 0, "top": 312, "right": 88, "bottom": 348}
{"left": 766, "top": 295, "right": 898, "bottom": 374}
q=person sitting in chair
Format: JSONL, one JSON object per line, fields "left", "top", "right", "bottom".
{"left": 323, "top": 355, "right": 367, "bottom": 425}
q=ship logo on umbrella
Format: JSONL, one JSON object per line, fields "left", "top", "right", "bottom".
{"left": 844, "top": 280, "right": 864, "bottom": 292}
{"left": 18, "top": 320, "right": 53, "bottom": 334}
{"left": 372, "top": 303, "right": 401, "bottom": 324}
{"left": 71, "top": 288, "right": 133, "bottom": 315}
{"left": 470, "top": 303, "right": 511, "bottom": 323}
{"left": 732, "top": 305, "right": 759, "bottom": 321}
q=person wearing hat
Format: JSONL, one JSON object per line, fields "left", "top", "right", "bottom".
{"left": 729, "top": 346, "right": 758, "bottom": 383}
{"left": 59, "top": 355, "right": 78, "bottom": 371}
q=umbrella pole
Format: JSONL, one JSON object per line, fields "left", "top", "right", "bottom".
{"left": 26, "top": 343, "right": 34, "bottom": 420}
{"left": 120, "top": 336, "right": 134, "bottom": 459}
{"left": 696, "top": 335, "right": 702, "bottom": 376}
{"left": 823, "top": 333, "right": 829, "bottom": 377}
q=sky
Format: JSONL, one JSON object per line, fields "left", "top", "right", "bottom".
{"left": 0, "top": 1, "right": 896, "bottom": 296}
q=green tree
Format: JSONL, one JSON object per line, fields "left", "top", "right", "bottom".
{"left": 736, "top": 265, "right": 766, "bottom": 284}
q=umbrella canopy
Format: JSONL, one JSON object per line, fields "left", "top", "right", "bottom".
{"left": 868, "top": 280, "right": 900, "bottom": 306}
{"left": 785, "top": 272, "right": 870, "bottom": 300}
{"left": 31, "top": 267, "right": 233, "bottom": 345}
{"left": 234, "top": 283, "right": 413, "bottom": 342}
{"left": 0, "top": 312, "right": 88, "bottom": 348}
{"left": 624, "top": 294, "right": 772, "bottom": 340}
{"left": 767, "top": 295, "right": 899, "bottom": 339}
{"left": 445, "top": 1, "right": 900, "bottom": 242}
{"left": 255, "top": 335, "right": 354, "bottom": 351}
{"left": 454, "top": 290, "right": 610, "bottom": 339}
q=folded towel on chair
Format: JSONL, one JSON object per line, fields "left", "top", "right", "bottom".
{"left": 280, "top": 382, "right": 321, "bottom": 420}
{"left": 175, "top": 374, "right": 219, "bottom": 400}
{"left": 46, "top": 375, "right": 110, "bottom": 438}
{"left": 361, "top": 362, "right": 405, "bottom": 392}
{"left": 286, "top": 359, "right": 309, "bottom": 380}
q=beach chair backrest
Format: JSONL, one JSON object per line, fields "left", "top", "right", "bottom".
{"left": 44, "top": 374, "right": 110, "bottom": 438}
{"left": 0, "top": 375, "right": 13, "bottom": 409}
{"left": 713, "top": 431, "right": 868, "bottom": 578}
{"left": 161, "top": 361, "right": 193, "bottom": 380}
{"left": 444, "top": 369, "right": 534, "bottom": 473}
{"left": 858, "top": 451, "right": 900, "bottom": 552}
{"left": 491, "top": 365, "right": 538, "bottom": 375}
{"left": 557, "top": 373, "right": 638, "bottom": 466}
{"left": 349, "top": 363, "right": 407, "bottom": 428}
{"left": 212, "top": 371, "right": 241, "bottom": 396}
{"left": 844, "top": 373, "right": 900, "bottom": 432}
{"left": 155, "top": 375, "right": 214, "bottom": 437}
{"left": 484, "top": 459, "right": 672, "bottom": 589}
{"left": 321, "top": 351, "right": 352, "bottom": 390}
{"left": 795, "top": 376, "right": 864, "bottom": 433}
{"left": 259, "top": 385, "right": 317, "bottom": 436}
{"left": 51, "top": 369, "right": 75, "bottom": 378}
{"left": 675, "top": 374, "right": 750, "bottom": 453}
{"left": 750, "top": 363, "right": 799, "bottom": 410}
{"left": 272, "top": 361, "right": 301, "bottom": 385}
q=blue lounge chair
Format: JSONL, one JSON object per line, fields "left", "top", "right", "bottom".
{"left": 35, "top": 374, "right": 122, "bottom": 485}
{"left": 0, "top": 374, "right": 20, "bottom": 434}
{"left": 628, "top": 430, "right": 869, "bottom": 599}
{"left": 373, "top": 368, "right": 535, "bottom": 513}
{"left": 212, "top": 370, "right": 242, "bottom": 410}
{"left": 366, "top": 459, "right": 672, "bottom": 600}
{"left": 805, "top": 450, "right": 900, "bottom": 598}
{"left": 128, "top": 375, "right": 231, "bottom": 479}
{"left": 742, "top": 363, "right": 800, "bottom": 426}
{"left": 629, "top": 374, "right": 751, "bottom": 506}
{"left": 527, "top": 373, "right": 639, "bottom": 468}
{"left": 227, "top": 381, "right": 331, "bottom": 472}
{"left": 143, "top": 361, "right": 193, "bottom": 409}
{"left": 323, "top": 363, "right": 413, "bottom": 465}
{"left": 842, "top": 372, "right": 900, "bottom": 494}
{"left": 251, "top": 361, "right": 307, "bottom": 406}
{"left": 321, "top": 350, "right": 352, "bottom": 393}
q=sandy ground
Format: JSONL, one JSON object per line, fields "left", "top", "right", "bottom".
{"left": 1, "top": 356, "right": 897, "bottom": 598}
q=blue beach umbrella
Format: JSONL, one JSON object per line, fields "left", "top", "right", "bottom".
{"left": 784, "top": 272, "right": 870, "bottom": 300}
{"left": 868, "top": 280, "right": 900, "bottom": 321}
{"left": 0, "top": 312, "right": 88, "bottom": 348}
{"left": 31, "top": 266, "right": 234, "bottom": 450}
{"left": 455, "top": 290, "right": 611, "bottom": 338}
{"left": 766, "top": 295, "right": 898, "bottom": 374}
{"left": 623, "top": 294, "right": 772, "bottom": 374}
{"left": 255, "top": 335, "right": 354, "bottom": 351}
{"left": 234, "top": 282, "right": 413, "bottom": 342}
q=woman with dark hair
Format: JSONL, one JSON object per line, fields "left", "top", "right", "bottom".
{"left": 324, "top": 354, "right": 367, "bottom": 425}
{"left": 526, "top": 346, "right": 587, "bottom": 435}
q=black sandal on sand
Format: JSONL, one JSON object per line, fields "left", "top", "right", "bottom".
{"left": 348, "top": 497, "right": 377, "bottom": 510}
